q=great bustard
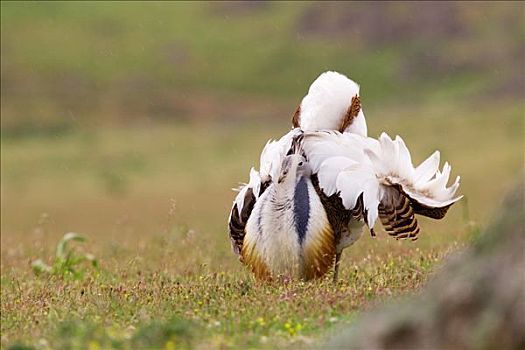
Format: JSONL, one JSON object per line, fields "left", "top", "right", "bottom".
{"left": 228, "top": 71, "right": 462, "bottom": 281}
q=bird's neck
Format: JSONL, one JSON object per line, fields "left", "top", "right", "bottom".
{"left": 274, "top": 175, "right": 300, "bottom": 202}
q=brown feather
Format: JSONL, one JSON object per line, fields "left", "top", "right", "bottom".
{"left": 303, "top": 227, "right": 336, "bottom": 280}
{"left": 291, "top": 105, "right": 301, "bottom": 128}
{"left": 339, "top": 95, "right": 361, "bottom": 132}
{"left": 241, "top": 241, "right": 271, "bottom": 281}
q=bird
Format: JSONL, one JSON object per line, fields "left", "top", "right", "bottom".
{"left": 228, "top": 71, "right": 462, "bottom": 281}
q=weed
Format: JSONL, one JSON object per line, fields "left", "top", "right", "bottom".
{"left": 31, "top": 232, "right": 98, "bottom": 280}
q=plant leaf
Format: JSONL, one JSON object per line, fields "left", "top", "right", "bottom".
{"left": 55, "top": 232, "right": 86, "bottom": 259}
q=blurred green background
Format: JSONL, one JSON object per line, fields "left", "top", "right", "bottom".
{"left": 2, "top": 1, "right": 523, "bottom": 133}
{"left": 1, "top": 1, "right": 523, "bottom": 259}
{"left": 1, "top": 2, "right": 524, "bottom": 348}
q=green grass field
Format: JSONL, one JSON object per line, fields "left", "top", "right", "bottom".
{"left": 1, "top": 2, "right": 524, "bottom": 349}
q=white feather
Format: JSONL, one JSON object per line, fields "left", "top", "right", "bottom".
{"left": 368, "top": 134, "right": 462, "bottom": 211}
{"left": 303, "top": 131, "right": 462, "bottom": 228}
{"left": 317, "top": 157, "right": 358, "bottom": 196}
{"left": 414, "top": 151, "right": 440, "bottom": 186}
{"left": 334, "top": 168, "right": 371, "bottom": 210}
{"left": 364, "top": 148, "right": 388, "bottom": 176}
{"left": 303, "top": 131, "right": 369, "bottom": 173}
{"left": 362, "top": 177, "right": 380, "bottom": 225}
{"left": 346, "top": 110, "right": 368, "bottom": 136}
{"left": 259, "top": 128, "right": 302, "bottom": 183}
{"left": 298, "top": 71, "right": 367, "bottom": 136}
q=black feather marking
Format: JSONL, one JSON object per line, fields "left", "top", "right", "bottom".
{"left": 410, "top": 199, "right": 453, "bottom": 219}
{"left": 294, "top": 176, "right": 310, "bottom": 245}
{"left": 310, "top": 174, "right": 354, "bottom": 245}
{"left": 260, "top": 180, "right": 271, "bottom": 197}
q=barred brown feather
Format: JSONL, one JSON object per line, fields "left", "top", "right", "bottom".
{"left": 379, "top": 187, "right": 420, "bottom": 241}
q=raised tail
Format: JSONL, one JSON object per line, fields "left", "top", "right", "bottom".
{"left": 303, "top": 131, "right": 462, "bottom": 239}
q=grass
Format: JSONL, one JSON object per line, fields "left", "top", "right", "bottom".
{"left": 1, "top": 235, "right": 456, "bottom": 349}
{"left": 1, "top": 98, "right": 523, "bottom": 349}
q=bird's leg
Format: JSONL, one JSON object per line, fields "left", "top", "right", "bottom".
{"left": 333, "top": 227, "right": 350, "bottom": 283}
{"left": 333, "top": 251, "right": 342, "bottom": 283}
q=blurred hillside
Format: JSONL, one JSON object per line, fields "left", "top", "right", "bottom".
{"left": 1, "top": 1, "right": 524, "bottom": 136}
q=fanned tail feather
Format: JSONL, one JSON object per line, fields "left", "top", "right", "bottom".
{"left": 365, "top": 133, "right": 462, "bottom": 236}
{"left": 369, "top": 133, "right": 463, "bottom": 215}
{"left": 303, "top": 131, "right": 462, "bottom": 239}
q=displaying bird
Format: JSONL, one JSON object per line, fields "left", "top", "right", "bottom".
{"left": 228, "top": 71, "right": 462, "bottom": 281}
